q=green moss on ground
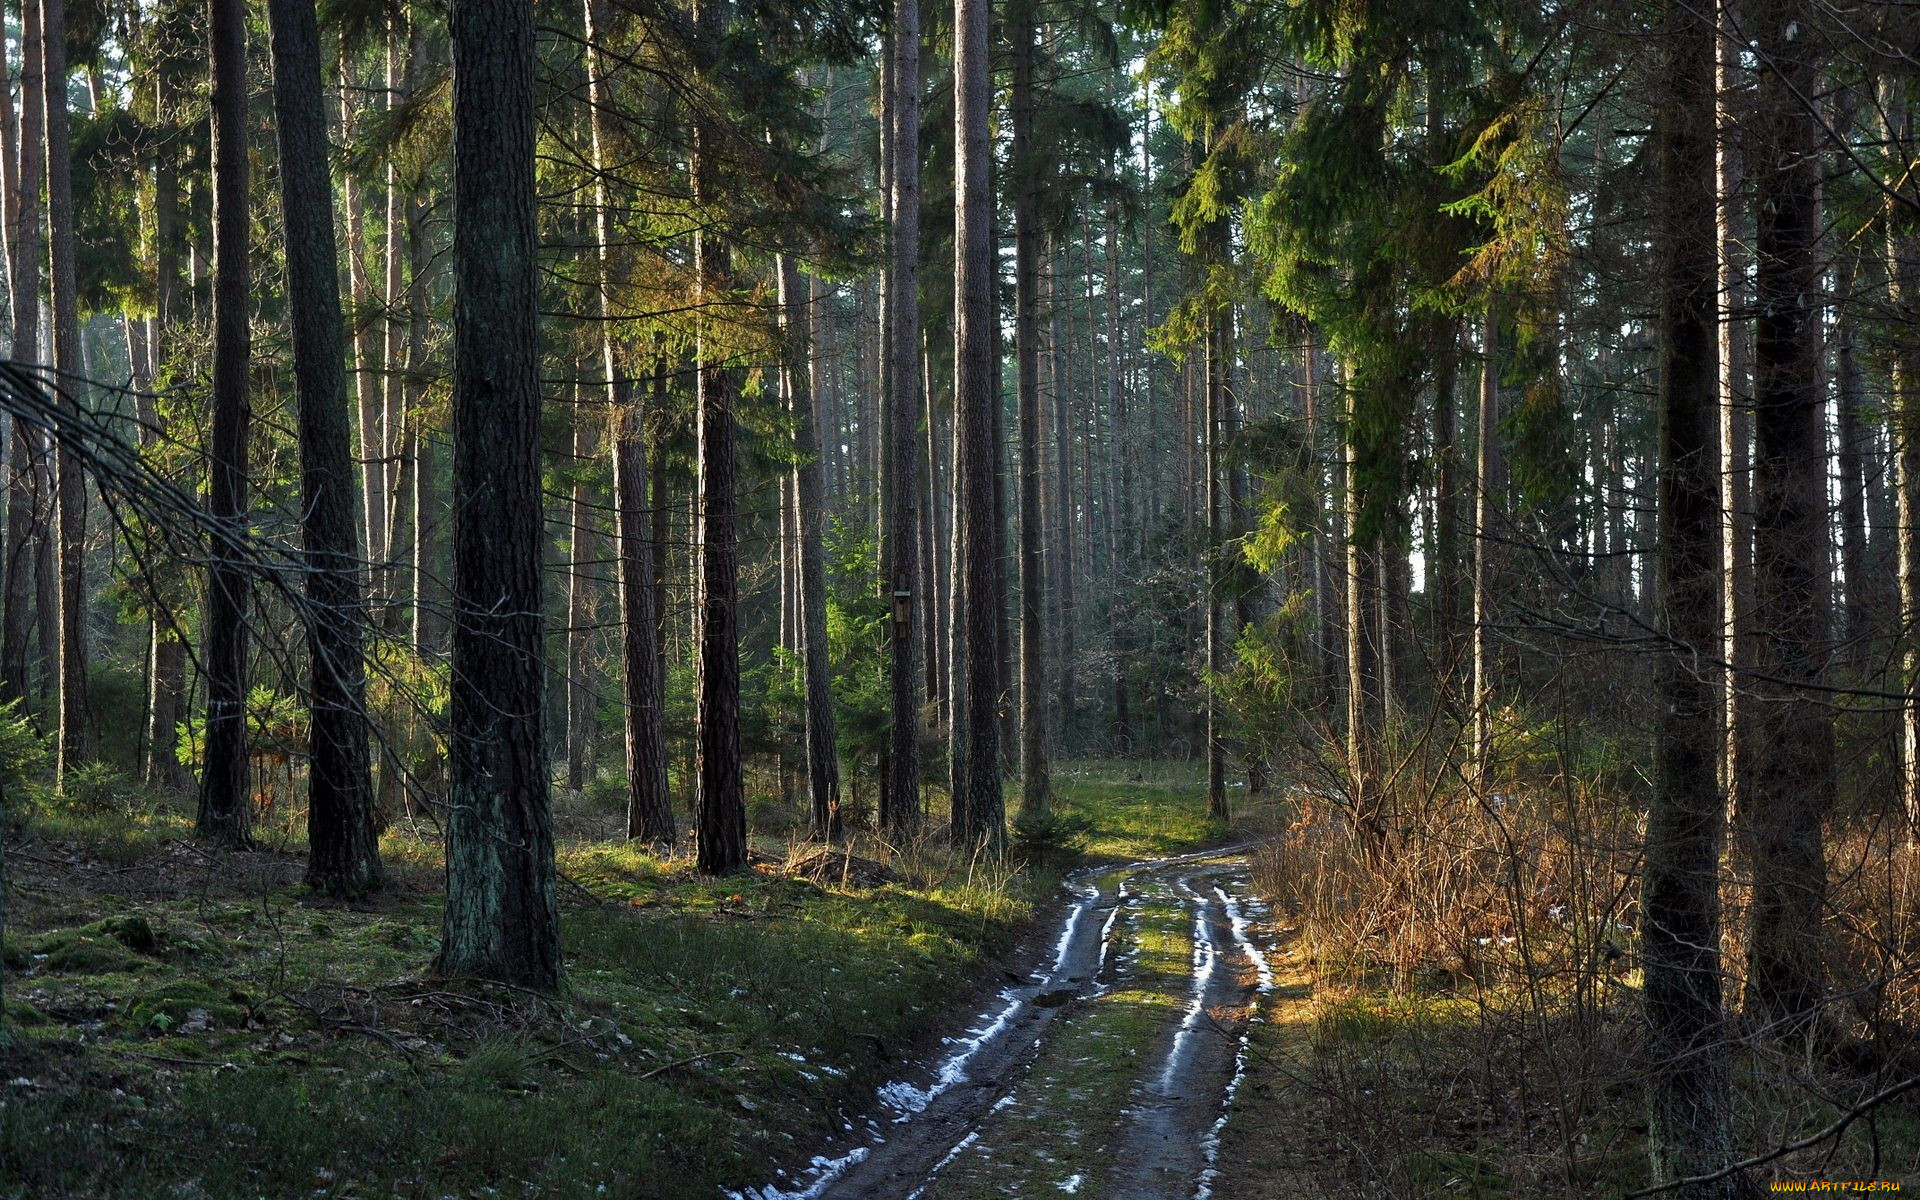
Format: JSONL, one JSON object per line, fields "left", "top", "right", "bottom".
{"left": 0, "top": 763, "right": 1221, "bottom": 1200}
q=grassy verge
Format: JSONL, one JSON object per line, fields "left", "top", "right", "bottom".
{"left": 1, "top": 759, "right": 1221, "bottom": 1200}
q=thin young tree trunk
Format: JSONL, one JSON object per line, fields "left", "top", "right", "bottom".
{"left": 919, "top": 337, "right": 940, "bottom": 717}
{"left": 0, "top": 5, "right": 15, "bottom": 298}
{"left": 649, "top": 351, "right": 672, "bottom": 808}
{"left": 1606, "top": 398, "right": 1629, "bottom": 605}
{"left": 338, "top": 70, "right": 386, "bottom": 584}
{"left": 1835, "top": 250, "right": 1871, "bottom": 660}
{"left": 377, "top": 13, "right": 409, "bottom": 619}
{"left": 1471, "top": 306, "right": 1499, "bottom": 783}
{"left": 1083, "top": 230, "right": 1103, "bottom": 587}
{"left": 1223, "top": 306, "right": 1262, "bottom": 790}
{"left": 0, "top": 0, "right": 20, "bottom": 1011}
{"left": 1428, "top": 70, "right": 1461, "bottom": 676}
{"left": 1327, "top": 358, "right": 1350, "bottom": 729}
{"left": 42, "top": 0, "right": 88, "bottom": 780}
{"left": 265, "top": 0, "right": 382, "bottom": 897}
{"left": 1645, "top": 0, "right": 1739, "bottom": 1185}
{"left": 406, "top": 174, "right": 435, "bottom": 654}
{"left": 1717, "top": 4, "right": 1754, "bottom": 822}
{"left": 1105, "top": 175, "right": 1132, "bottom": 752}
{"left": 1432, "top": 335, "right": 1460, "bottom": 671}
{"left": 1299, "top": 322, "right": 1330, "bottom": 705}
{"left": 32, "top": 408, "right": 53, "bottom": 708}
{"left": 1743, "top": 0, "right": 1835, "bottom": 1039}
{"left": 583, "top": 0, "right": 671, "bottom": 844}
{"left": 438, "top": 0, "right": 559, "bottom": 988}
{"left": 1638, "top": 444, "right": 1658, "bottom": 620}
{"left": 947, "top": 376, "right": 968, "bottom": 811}
{"left": 195, "top": 0, "right": 252, "bottom": 843}
{"left": 1011, "top": 0, "right": 1048, "bottom": 816}
{"left": 924, "top": 338, "right": 949, "bottom": 723}
{"left": 953, "top": 0, "right": 1002, "bottom": 849}
{"left": 1205, "top": 314, "right": 1228, "bottom": 821}
{"left": 1048, "top": 238, "right": 1077, "bottom": 735}
{"left": 784, "top": 258, "right": 842, "bottom": 841}
{"left": 145, "top": 134, "right": 190, "bottom": 790}
{"left": 565, "top": 387, "right": 597, "bottom": 792}
{"left": 1346, "top": 369, "right": 1382, "bottom": 850}
{"left": 1141, "top": 93, "right": 1158, "bottom": 536}
{"left": 993, "top": 338, "right": 1015, "bottom": 772}
{"left": 612, "top": 378, "right": 672, "bottom": 842}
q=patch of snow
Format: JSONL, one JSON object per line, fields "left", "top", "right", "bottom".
{"left": 902, "top": 1130, "right": 981, "bottom": 1200}
{"left": 1197, "top": 879, "right": 1277, "bottom": 1200}
{"left": 1216, "top": 886, "right": 1273, "bottom": 992}
{"left": 721, "top": 1147, "right": 869, "bottom": 1200}
{"left": 1158, "top": 896, "right": 1219, "bottom": 1095}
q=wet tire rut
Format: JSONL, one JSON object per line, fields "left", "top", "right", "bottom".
{"left": 727, "top": 848, "right": 1276, "bottom": 1200}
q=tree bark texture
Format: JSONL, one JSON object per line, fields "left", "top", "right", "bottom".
{"left": 438, "top": 0, "right": 560, "bottom": 989}
{"left": 265, "top": 0, "right": 383, "bottom": 897}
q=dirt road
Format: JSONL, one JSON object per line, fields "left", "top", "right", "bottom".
{"left": 726, "top": 848, "right": 1278, "bottom": 1200}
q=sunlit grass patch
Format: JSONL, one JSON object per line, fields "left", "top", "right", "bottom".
{"left": 1052, "top": 759, "right": 1237, "bottom": 859}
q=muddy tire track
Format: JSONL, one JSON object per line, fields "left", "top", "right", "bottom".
{"left": 725, "top": 848, "right": 1275, "bottom": 1200}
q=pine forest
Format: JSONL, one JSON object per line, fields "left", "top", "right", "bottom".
{"left": 0, "top": 0, "right": 1917, "bottom": 1195}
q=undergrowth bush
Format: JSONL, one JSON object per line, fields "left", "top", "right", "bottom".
{"left": 1011, "top": 808, "right": 1093, "bottom": 866}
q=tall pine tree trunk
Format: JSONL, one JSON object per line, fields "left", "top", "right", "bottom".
{"left": 1743, "top": 0, "right": 1836, "bottom": 1038}
{"left": 952, "top": 0, "right": 1002, "bottom": 849}
{"left": 1645, "top": 0, "right": 1738, "bottom": 1185}
{"left": 195, "top": 0, "right": 252, "bottom": 844}
{"left": 1011, "top": 0, "right": 1048, "bottom": 816}
{"left": 438, "top": 0, "right": 559, "bottom": 988}
{"left": 784, "top": 258, "right": 842, "bottom": 841}
{"left": 265, "top": 0, "right": 382, "bottom": 897}
{"left": 42, "top": 0, "right": 88, "bottom": 780}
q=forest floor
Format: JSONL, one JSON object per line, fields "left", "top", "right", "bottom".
{"left": 0, "top": 759, "right": 1279, "bottom": 1200}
